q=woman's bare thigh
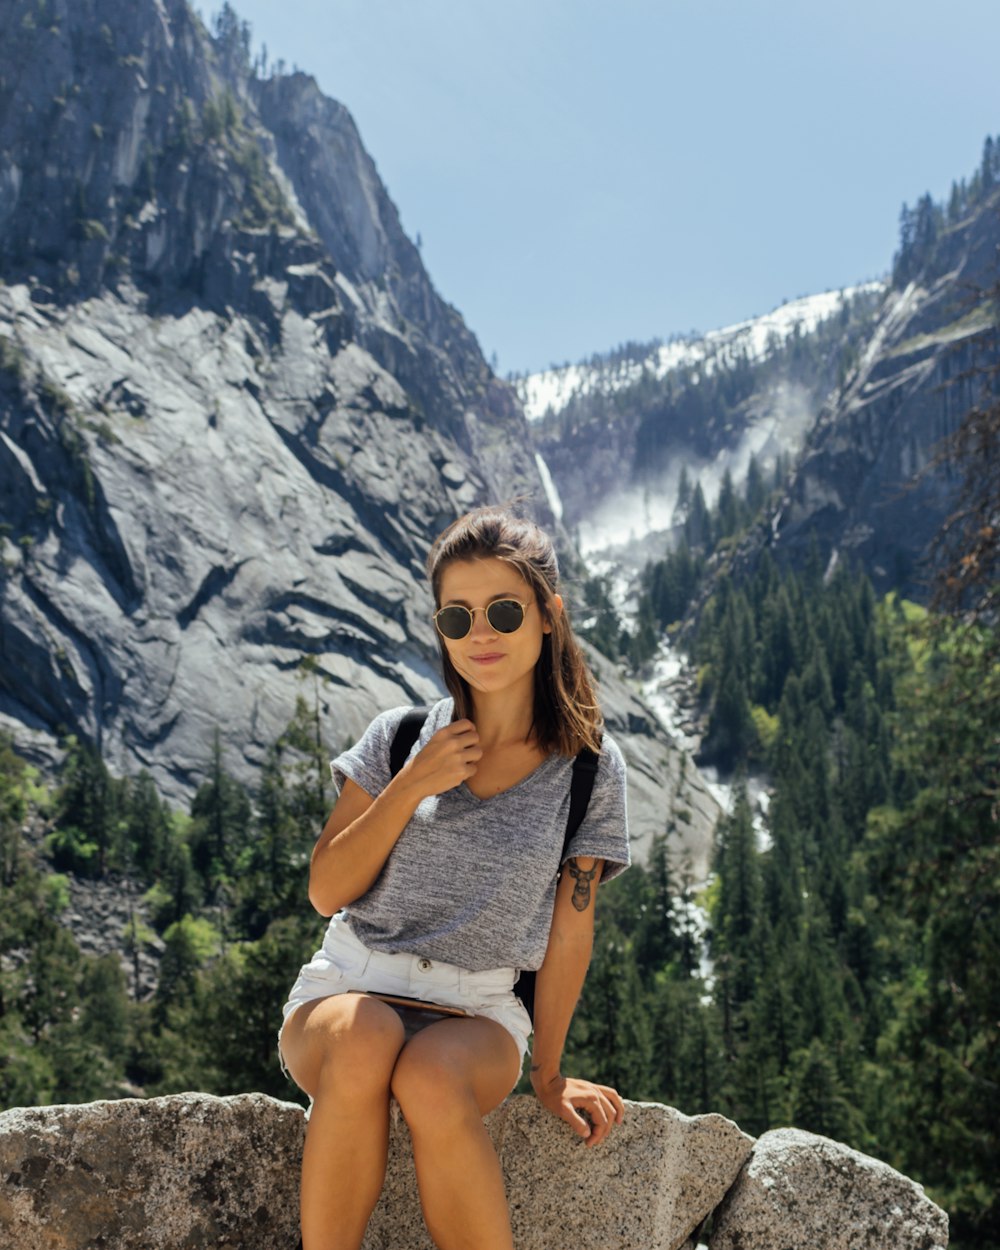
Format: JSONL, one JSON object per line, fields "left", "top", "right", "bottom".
{"left": 280, "top": 993, "right": 406, "bottom": 1099}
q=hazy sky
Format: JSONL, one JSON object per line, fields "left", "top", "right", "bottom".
{"left": 218, "top": 0, "right": 1000, "bottom": 375}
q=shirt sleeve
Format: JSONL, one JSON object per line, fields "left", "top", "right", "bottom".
{"left": 562, "top": 733, "right": 631, "bottom": 883}
{"left": 330, "top": 705, "right": 411, "bottom": 799}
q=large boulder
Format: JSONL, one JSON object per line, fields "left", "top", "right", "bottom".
{"left": 0, "top": 1093, "right": 304, "bottom": 1249}
{"left": 366, "top": 1097, "right": 753, "bottom": 1250}
{"left": 0, "top": 1092, "right": 753, "bottom": 1250}
{"left": 709, "top": 1127, "right": 949, "bottom": 1250}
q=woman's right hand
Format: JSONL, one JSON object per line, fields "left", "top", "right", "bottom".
{"left": 309, "top": 719, "right": 479, "bottom": 915}
{"left": 399, "top": 719, "right": 481, "bottom": 797}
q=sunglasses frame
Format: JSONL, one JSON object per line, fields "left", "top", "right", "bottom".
{"left": 432, "top": 598, "right": 533, "bottom": 641}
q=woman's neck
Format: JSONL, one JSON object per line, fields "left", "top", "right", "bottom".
{"left": 467, "top": 686, "right": 536, "bottom": 750}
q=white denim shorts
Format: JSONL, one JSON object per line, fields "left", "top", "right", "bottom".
{"left": 278, "top": 913, "right": 532, "bottom": 1071}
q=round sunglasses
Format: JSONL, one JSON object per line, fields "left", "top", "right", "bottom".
{"left": 432, "top": 598, "right": 533, "bottom": 640}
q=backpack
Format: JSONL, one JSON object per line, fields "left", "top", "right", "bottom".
{"left": 389, "top": 706, "right": 598, "bottom": 1023}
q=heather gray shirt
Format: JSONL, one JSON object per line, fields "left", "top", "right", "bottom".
{"left": 330, "top": 698, "right": 630, "bottom": 973}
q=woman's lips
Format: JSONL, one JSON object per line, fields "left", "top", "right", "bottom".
{"left": 469, "top": 653, "right": 505, "bottom": 665}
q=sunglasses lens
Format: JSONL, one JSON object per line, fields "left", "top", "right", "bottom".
{"left": 435, "top": 606, "right": 472, "bottom": 639}
{"left": 486, "top": 600, "right": 525, "bottom": 633}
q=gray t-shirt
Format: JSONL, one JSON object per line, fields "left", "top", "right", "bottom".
{"left": 330, "top": 697, "right": 630, "bottom": 973}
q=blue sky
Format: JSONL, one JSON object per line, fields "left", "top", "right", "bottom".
{"left": 220, "top": 0, "right": 1000, "bottom": 375}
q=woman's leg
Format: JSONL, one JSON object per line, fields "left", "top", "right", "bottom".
{"left": 390, "top": 1016, "right": 522, "bottom": 1250}
{"left": 280, "top": 993, "right": 406, "bottom": 1250}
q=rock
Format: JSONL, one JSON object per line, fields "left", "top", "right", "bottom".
{"left": 0, "top": 1092, "right": 305, "bottom": 1250}
{"left": 494, "top": 1098, "right": 752, "bottom": 1250}
{"left": 0, "top": 1093, "right": 752, "bottom": 1250}
{"left": 708, "top": 1127, "right": 949, "bottom": 1250}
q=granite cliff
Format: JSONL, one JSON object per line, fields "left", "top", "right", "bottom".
{"left": 767, "top": 192, "right": 999, "bottom": 596}
{"left": 0, "top": 0, "right": 719, "bottom": 861}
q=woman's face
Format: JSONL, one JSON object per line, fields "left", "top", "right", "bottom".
{"left": 435, "top": 557, "right": 559, "bottom": 701}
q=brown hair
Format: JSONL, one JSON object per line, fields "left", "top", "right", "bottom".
{"left": 426, "top": 506, "right": 603, "bottom": 756}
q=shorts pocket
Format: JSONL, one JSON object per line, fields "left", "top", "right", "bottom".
{"left": 319, "top": 917, "right": 374, "bottom": 980}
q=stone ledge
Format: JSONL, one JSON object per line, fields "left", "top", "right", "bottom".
{"left": 0, "top": 1094, "right": 949, "bottom": 1250}
{"left": 0, "top": 1092, "right": 752, "bottom": 1250}
{"left": 709, "top": 1127, "right": 949, "bottom": 1250}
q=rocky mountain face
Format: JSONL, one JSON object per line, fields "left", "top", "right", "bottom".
{"left": 0, "top": 0, "right": 719, "bottom": 863}
{"left": 766, "top": 192, "right": 999, "bottom": 598}
{"left": 525, "top": 181, "right": 998, "bottom": 601}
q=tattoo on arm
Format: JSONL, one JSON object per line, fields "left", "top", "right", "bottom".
{"left": 566, "top": 858, "right": 599, "bottom": 911}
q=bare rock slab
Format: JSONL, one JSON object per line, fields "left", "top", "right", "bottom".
{"left": 364, "top": 1098, "right": 751, "bottom": 1250}
{"left": 709, "top": 1127, "right": 949, "bottom": 1250}
{"left": 0, "top": 1092, "right": 752, "bottom": 1250}
{"left": 0, "top": 1092, "right": 305, "bottom": 1250}
{"left": 497, "top": 1099, "right": 752, "bottom": 1250}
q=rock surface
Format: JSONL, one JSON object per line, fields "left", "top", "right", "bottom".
{"left": 495, "top": 1098, "right": 752, "bottom": 1250}
{"left": 0, "top": 1092, "right": 305, "bottom": 1250}
{"left": 0, "top": 0, "right": 721, "bottom": 868}
{"left": 0, "top": 1092, "right": 752, "bottom": 1250}
{"left": 709, "top": 1127, "right": 949, "bottom": 1250}
{"left": 768, "top": 194, "right": 999, "bottom": 598}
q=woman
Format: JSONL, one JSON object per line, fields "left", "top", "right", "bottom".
{"left": 278, "top": 506, "right": 630, "bottom": 1250}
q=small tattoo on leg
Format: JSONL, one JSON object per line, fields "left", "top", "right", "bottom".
{"left": 566, "top": 859, "right": 598, "bottom": 911}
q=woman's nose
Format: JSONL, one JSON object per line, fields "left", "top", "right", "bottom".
{"left": 468, "top": 606, "right": 498, "bottom": 639}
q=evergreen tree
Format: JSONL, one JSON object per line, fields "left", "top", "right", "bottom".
{"left": 189, "top": 731, "right": 251, "bottom": 902}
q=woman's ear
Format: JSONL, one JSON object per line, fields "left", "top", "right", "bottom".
{"left": 543, "top": 594, "right": 563, "bottom": 634}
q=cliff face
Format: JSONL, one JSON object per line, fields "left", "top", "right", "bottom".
{"left": 0, "top": 0, "right": 719, "bottom": 858}
{"left": 765, "top": 194, "right": 999, "bottom": 597}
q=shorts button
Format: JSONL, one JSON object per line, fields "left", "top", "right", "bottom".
{"left": 417, "top": 958, "right": 432, "bottom": 972}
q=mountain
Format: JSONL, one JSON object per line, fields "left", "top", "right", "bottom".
{"left": 521, "top": 150, "right": 1000, "bottom": 602}
{"left": 521, "top": 285, "right": 885, "bottom": 557}
{"left": 766, "top": 183, "right": 1000, "bottom": 596}
{"left": 0, "top": 0, "right": 719, "bottom": 864}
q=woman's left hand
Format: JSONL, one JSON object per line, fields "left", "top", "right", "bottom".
{"left": 530, "top": 1071, "right": 625, "bottom": 1147}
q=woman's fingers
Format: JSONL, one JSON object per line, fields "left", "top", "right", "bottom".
{"left": 406, "top": 721, "right": 482, "bottom": 792}
{"left": 598, "top": 1083, "right": 627, "bottom": 1122}
{"left": 564, "top": 1084, "right": 623, "bottom": 1147}
{"left": 533, "top": 1076, "right": 624, "bottom": 1146}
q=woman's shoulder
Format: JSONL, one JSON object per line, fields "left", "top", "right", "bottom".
{"left": 330, "top": 697, "right": 452, "bottom": 795}
{"left": 587, "top": 727, "right": 625, "bottom": 774}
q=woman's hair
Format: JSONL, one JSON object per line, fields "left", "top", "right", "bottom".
{"left": 426, "top": 506, "right": 603, "bottom": 756}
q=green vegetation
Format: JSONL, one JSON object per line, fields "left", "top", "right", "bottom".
{"left": 0, "top": 694, "right": 331, "bottom": 1109}
{"left": 563, "top": 572, "right": 997, "bottom": 1248}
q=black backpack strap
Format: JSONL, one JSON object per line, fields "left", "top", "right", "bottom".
{"left": 518, "top": 739, "right": 602, "bottom": 1023}
{"left": 561, "top": 746, "right": 599, "bottom": 861}
{"left": 389, "top": 706, "right": 430, "bottom": 777}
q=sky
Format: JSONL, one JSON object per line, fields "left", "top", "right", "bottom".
{"left": 215, "top": 0, "right": 1000, "bottom": 376}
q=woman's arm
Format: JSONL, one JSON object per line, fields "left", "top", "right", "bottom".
{"left": 529, "top": 855, "right": 626, "bottom": 1147}
{"left": 309, "top": 719, "right": 481, "bottom": 915}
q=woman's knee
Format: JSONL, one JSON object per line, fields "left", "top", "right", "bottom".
{"left": 391, "top": 1044, "right": 477, "bottom": 1132}
{"left": 283, "top": 995, "right": 406, "bottom": 1098}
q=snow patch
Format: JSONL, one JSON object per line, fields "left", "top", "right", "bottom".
{"left": 517, "top": 283, "right": 886, "bottom": 422}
